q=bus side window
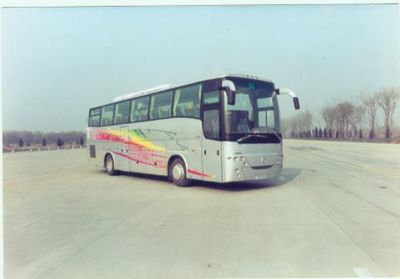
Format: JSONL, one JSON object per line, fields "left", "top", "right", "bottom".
{"left": 101, "top": 104, "right": 115, "bottom": 126}
{"left": 131, "top": 96, "right": 149, "bottom": 122}
{"left": 203, "top": 91, "right": 219, "bottom": 105}
{"left": 89, "top": 115, "right": 100, "bottom": 127}
{"left": 114, "top": 100, "right": 130, "bottom": 124}
{"left": 149, "top": 90, "right": 173, "bottom": 120}
{"left": 173, "top": 84, "right": 201, "bottom": 118}
{"left": 89, "top": 108, "right": 101, "bottom": 127}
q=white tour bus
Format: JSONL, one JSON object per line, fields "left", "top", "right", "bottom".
{"left": 87, "top": 74, "right": 300, "bottom": 186}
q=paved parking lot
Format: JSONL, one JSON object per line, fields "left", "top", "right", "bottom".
{"left": 3, "top": 139, "right": 400, "bottom": 278}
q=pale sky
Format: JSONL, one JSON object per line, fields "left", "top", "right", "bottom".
{"left": 2, "top": 4, "right": 399, "bottom": 131}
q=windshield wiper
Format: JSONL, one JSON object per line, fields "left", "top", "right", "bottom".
{"left": 237, "top": 129, "right": 281, "bottom": 144}
{"left": 237, "top": 134, "right": 258, "bottom": 143}
{"left": 237, "top": 134, "right": 277, "bottom": 144}
{"left": 251, "top": 127, "right": 279, "bottom": 136}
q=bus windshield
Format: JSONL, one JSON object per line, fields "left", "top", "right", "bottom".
{"left": 223, "top": 78, "right": 280, "bottom": 142}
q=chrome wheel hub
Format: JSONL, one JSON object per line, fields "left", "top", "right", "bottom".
{"left": 106, "top": 157, "right": 113, "bottom": 172}
{"left": 172, "top": 163, "right": 184, "bottom": 180}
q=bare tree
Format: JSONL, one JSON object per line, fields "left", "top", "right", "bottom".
{"left": 322, "top": 106, "right": 336, "bottom": 131}
{"left": 335, "top": 102, "right": 354, "bottom": 138}
{"left": 300, "top": 110, "right": 313, "bottom": 132}
{"left": 282, "top": 110, "right": 313, "bottom": 138}
{"left": 377, "top": 87, "right": 400, "bottom": 139}
{"left": 361, "top": 92, "right": 379, "bottom": 139}
{"left": 322, "top": 105, "right": 342, "bottom": 137}
{"left": 349, "top": 105, "right": 365, "bottom": 138}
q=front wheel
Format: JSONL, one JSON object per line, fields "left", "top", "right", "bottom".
{"left": 105, "top": 154, "right": 117, "bottom": 175}
{"left": 170, "top": 158, "right": 191, "bottom": 187}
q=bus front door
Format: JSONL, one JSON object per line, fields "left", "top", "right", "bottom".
{"left": 201, "top": 138, "right": 222, "bottom": 182}
{"left": 201, "top": 97, "right": 223, "bottom": 182}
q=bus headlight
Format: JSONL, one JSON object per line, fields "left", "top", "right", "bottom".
{"left": 276, "top": 154, "right": 283, "bottom": 165}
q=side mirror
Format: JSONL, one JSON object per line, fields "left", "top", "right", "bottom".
{"left": 222, "top": 80, "right": 236, "bottom": 105}
{"left": 293, "top": 97, "right": 300, "bottom": 110}
{"left": 226, "top": 88, "right": 236, "bottom": 105}
{"left": 275, "top": 88, "right": 300, "bottom": 110}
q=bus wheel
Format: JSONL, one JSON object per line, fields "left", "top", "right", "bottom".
{"left": 105, "top": 154, "right": 116, "bottom": 175}
{"left": 170, "top": 158, "right": 191, "bottom": 187}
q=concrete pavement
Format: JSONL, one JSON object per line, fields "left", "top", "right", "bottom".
{"left": 3, "top": 139, "right": 400, "bottom": 278}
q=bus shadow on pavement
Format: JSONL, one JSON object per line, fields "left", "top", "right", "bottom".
{"left": 111, "top": 168, "right": 301, "bottom": 191}
{"left": 192, "top": 168, "right": 302, "bottom": 191}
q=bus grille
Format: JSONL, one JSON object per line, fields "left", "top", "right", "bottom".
{"left": 251, "top": 165, "right": 273, "bottom": 170}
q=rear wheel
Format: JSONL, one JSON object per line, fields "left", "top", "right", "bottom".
{"left": 105, "top": 154, "right": 116, "bottom": 175}
{"left": 170, "top": 158, "right": 191, "bottom": 187}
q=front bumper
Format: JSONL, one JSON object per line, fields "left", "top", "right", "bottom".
{"left": 222, "top": 153, "right": 283, "bottom": 182}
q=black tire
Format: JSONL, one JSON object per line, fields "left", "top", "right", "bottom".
{"left": 105, "top": 154, "right": 116, "bottom": 175}
{"left": 169, "top": 158, "right": 191, "bottom": 187}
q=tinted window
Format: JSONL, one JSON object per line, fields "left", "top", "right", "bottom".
{"left": 101, "top": 104, "right": 115, "bottom": 126}
{"left": 202, "top": 90, "right": 221, "bottom": 140}
{"left": 258, "top": 110, "right": 275, "bottom": 128}
{"left": 257, "top": 97, "right": 273, "bottom": 108}
{"left": 131, "top": 96, "right": 149, "bottom": 122}
{"left": 89, "top": 115, "right": 100, "bottom": 127}
{"left": 204, "top": 109, "right": 220, "bottom": 139}
{"left": 203, "top": 91, "right": 220, "bottom": 104}
{"left": 90, "top": 108, "right": 101, "bottom": 116}
{"left": 149, "top": 91, "right": 173, "bottom": 120}
{"left": 114, "top": 101, "right": 130, "bottom": 124}
{"left": 89, "top": 108, "right": 101, "bottom": 127}
{"left": 173, "top": 84, "right": 201, "bottom": 118}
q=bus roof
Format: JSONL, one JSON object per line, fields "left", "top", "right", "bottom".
{"left": 112, "top": 74, "right": 273, "bottom": 102}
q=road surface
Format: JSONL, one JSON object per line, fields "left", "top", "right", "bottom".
{"left": 3, "top": 140, "right": 400, "bottom": 278}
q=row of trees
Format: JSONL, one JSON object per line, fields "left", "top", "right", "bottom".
{"left": 286, "top": 126, "right": 364, "bottom": 139}
{"left": 282, "top": 87, "right": 400, "bottom": 141}
{"left": 3, "top": 131, "right": 86, "bottom": 147}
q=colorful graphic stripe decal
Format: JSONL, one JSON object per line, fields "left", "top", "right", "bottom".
{"left": 112, "top": 150, "right": 165, "bottom": 168}
{"left": 93, "top": 129, "right": 165, "bottom": 151}
{"left": 187, "top": 169, "right": 212, "bottom": 178}
{"left": 94, "top": 128, "right": 212, "bottom": 178}
{"left": 111, "top": 151, "right": 211, "bottom": 178}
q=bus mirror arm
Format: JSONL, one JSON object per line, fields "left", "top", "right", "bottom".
{"left": 222, "top": 80, "right": 236, "bottom": 105}
{"left": 275, "top": 88, "right": 300, "bottom": 110}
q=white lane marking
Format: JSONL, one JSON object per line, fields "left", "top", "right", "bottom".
{"left": 354, "top": 267, "right": 373, "bottom": 278}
